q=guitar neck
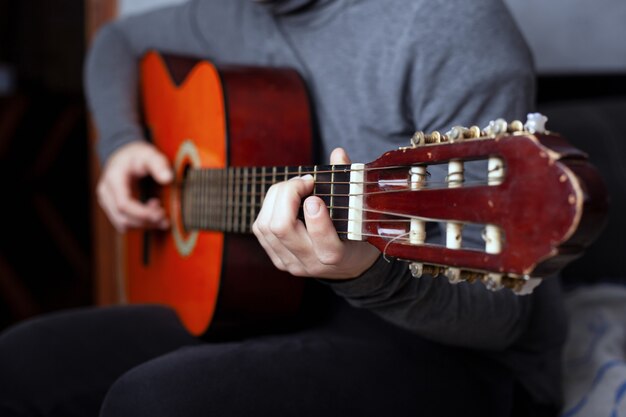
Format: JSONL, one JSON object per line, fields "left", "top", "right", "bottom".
{"left": 182, "top": 163, "right": 364, "bottom": 239}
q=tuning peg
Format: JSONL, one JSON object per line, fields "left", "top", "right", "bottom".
{"left": 524, "top": 113, "right": 548, "bottom": 134}
{"left": 446, "top": 126, "right": 466, "bottom": 142}
{"left": 409, "top": 262, "right": 441, "bottom": 278}
{"left": 483, "top": 118, "right": 508, "bottom": 136}
{"left": 445, "top": 267, "right": 463, "bottom": 284}
{"left": 482, "top": 273, "right": 504, "bottom": 291}
{"left": 509, "top": 120, "right": 524, "bottom": 133}
{"left": 409, "top": 262, "right": 423, "bottom": 278}
{"left": 410, "top": 131, "right": 426, "bottom": 147}
{"left": 428, "top": 131, "right": 443, "bottom": 143}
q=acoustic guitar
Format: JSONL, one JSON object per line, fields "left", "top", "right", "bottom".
{"left": 124, "top": 51, "right": 607, "bottom": 336}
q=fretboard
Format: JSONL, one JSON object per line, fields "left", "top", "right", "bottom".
{"left": 182, "top": 164, "right": 353, "bottom": 236}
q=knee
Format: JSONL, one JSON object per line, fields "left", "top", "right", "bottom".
{"left": 0, "top": 318, "right": 56, "bottom": 412}
{"left": 100, "top": 365, "right": 177, "bottom": 417}
{"left": 0, "top": 318, "right": 48, "bottom": 382}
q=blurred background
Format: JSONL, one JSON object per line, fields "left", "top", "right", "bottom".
{"left": 0, "top": 0, "right": 624, "bottom": 330}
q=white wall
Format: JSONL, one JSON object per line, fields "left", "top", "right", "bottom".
{"left": 119, "top": 0, "right": 626, "bottom": 74}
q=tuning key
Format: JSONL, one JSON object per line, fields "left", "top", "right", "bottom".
{"left": 508, "top": 120, "right": 524, "bottom": 133}
{"left": 409, "top": 262, "right": 442, "bottom": 278}
{"left": 483, "top": 118, "right": 508, "bottom": 136}
{"left": 409, "top": 262, "right": 424, "bottom": 278}
{"left": 446, "top": 126, "right": 466, "bottom": 141}
{"left": 524, "top": 113, "right": 549, "bottom": 134}
{"left": 410, "top": 131, "right": 426, "bottom": 147}
{"left": 482, "top": 273, "right": 504, "bottom": 291}
{"left": 445, "top": 267, "right": 463, "bottom": 284}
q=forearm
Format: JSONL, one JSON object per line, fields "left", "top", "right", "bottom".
{"left": 84, "top": 2, "right": 212, "bottom": 164}
{"left": 85, "top": 24, "right": 143, "bottom": 164}
{"left": 328, "top": 257, "right": 533, "bottom": 350}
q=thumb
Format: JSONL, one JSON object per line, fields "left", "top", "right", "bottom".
{"left": 145, "top": 149, "right": 173, "bottom": 184}
{"left": 330, "top": 147, "right": 351, "bottom": 165}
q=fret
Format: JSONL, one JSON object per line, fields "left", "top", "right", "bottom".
{"left": 347, "top": 163, "right": 365, "bottom": 241}
{"left": 208, "top": 169, "right": 215, "bottom": 230}
{"left": 220, "top": 169, "right": 227, "bottom": 231}
{"left": 272, "top": 166, "right": 277, "bottom": 190}
{"left": 235, "top": 168, "right": 242, "bottom": 233}
{"left": 193, "top": 170, "right": 199, "bottom": 229}
{"left": 312, "top": 165, "right": 331, "bottom": 221}
{"left": 226, "top": 168, "right": 233, "bottom": 232}
{"left": 202, "top": 169, "right": 209, "bottom": 229}
{"left": 313, "top": 165, "right": 318, "bottom": 196}
{"left": 196, "top": 169, "right": 201, "bottom": 229}
{"left": 250, "top": 167, "right": 257, "bottom": 232}
{"left": 201, "top": 169, "right": 206, "bottom": 229}
{"left": 330, "top": 164, "right": 335, "bottom": 219}
{"left": 195, "top": 169, "right": 201, "bottom": 229}
{"left": 261, "top": 166, "right": 267, "bottom": 204}
{"left": 284, "top": 166, "right": 289, "bottom": 182}
{"left": 241, "top": 167, "right": 248, "bottom": 233}
{"left": 331, "top": 165, "right": 350, "bottom": 236}
{"left": 192, "top": 170, "right": 199, "bottom": 230}
{"left": 236, "top": 168, "right": 241, "bottom": 232}
{"left": 213, "top": 169, "right": 219, "bottom": 230}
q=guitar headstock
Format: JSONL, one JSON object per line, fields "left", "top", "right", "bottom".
{"left": 361, "top": 114, "right": 608, "bottom": 294}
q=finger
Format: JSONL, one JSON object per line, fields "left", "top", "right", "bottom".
{"left": 330, "top": 147, "right": 351, "bottom": 165}
{"left": 140, "top": 148, "right": 173, "bottom": 185}
{"left": 146, "top": 198, "right": 170, "bottom": 229}
{"left": 252, "top": 222, "right": 285, "bottom": 270}
{"left": 254, "top": 177, "right": 314, "bottom": 272}
{"left": 266, "top": 176, "right": 313, "bottom": 245}
{"left": 107, "top": 169, "right": 166, "bottom": 223}
{"left": 253, "top": 184, "right": 290, "bottom": 263}
{"left": 254, "top": 179, "right": 279, "bottom": 235}
{"left": 97, "top": 181, "right": 130, "bottom": 232}
{"left": 303, "top": 196, "right": 345, "bottom": 265}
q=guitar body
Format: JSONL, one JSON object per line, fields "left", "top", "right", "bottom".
{"left": 125, "top": 52, "right": 310, "bottom": 336}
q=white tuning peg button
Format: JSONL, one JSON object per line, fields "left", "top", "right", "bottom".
{"left": 524, "top": 113, "right": 548, "bottom": 134}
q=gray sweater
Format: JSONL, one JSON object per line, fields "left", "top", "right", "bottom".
{"left": 85, "top": 0, "right": 566, "bottom": 406}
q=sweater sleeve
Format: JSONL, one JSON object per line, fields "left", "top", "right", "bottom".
{"left": 328, "top": 0, "right": 538, "bottom": 351}
{"left": 84, "top": 1, "right": 215, "bottom": 164}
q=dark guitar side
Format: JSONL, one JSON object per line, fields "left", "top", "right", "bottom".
{"left": 209, "top": 59, "right": 312, "bottom": 335}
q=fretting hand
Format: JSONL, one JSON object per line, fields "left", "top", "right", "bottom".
{"left": 252, "top": 148, "right": 380, "bottom": 280}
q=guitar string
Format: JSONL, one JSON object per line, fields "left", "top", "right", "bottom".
{"left": 180, "top": 165, "right": 498, "bottom": 197}
{"left": 188, "top": 165, "right": 400, "bottom": 175}
{"left": 184, "top": 163, "right": 499, "bottom": 177}
{"left": 183, "top": 181, "right": 490, "bottom": 221}
{"left": 186, "top": 202, "right": 476, "bottom": 226}
{"left": 179, "top": 180, "right": 492, "bottom": 197}
{"left": 181, "top": 165, "right": 500, "bottom": 229}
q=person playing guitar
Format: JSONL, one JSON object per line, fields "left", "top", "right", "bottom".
{"left": 1, "top": 1, "right": 604, "bottom": 416}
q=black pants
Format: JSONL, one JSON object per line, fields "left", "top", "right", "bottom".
{"left": 0, "top": 294, "right": 516, "bottom": 417}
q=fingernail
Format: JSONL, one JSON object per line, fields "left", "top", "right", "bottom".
{"left": 160, "top": 170, "right": 173, "bottom": 182}
{"left": 301, "top": 174, "right": 313, "bottom": 181}
{"left": 305, "top": 198, "right": 320, "bottom": 215}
